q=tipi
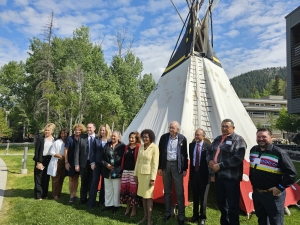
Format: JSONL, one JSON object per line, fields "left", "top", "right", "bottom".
{"left": 124, "top": 0, "right": 257, "bottom": 214}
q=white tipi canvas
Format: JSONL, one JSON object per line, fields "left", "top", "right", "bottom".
{"left": 122, "top": 0, "right": 257, "bottom": 214}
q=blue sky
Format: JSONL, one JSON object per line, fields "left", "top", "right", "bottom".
{"left": 0, "top": 0, "right": 299, "bottom": 81}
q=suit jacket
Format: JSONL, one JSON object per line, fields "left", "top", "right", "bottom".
{"left": 101, "top": 141, "right": 126, "bottom": 179}
{"left": 74, "top": 133, "right": 96, "bottom": 168}
{"left": 189, "top": 141, "right": 211, "bottom": 183}
{"left": 33, "top": 136, "right": 45, "bottom": 163}
{"left": 158, "top": 132, "right": 188, "bottom": 173}
{"left": 134, "top": 143, "right": 159, "bottom": 181}
{"left": 90, "top": 138, "right": 107, "bottom": 164}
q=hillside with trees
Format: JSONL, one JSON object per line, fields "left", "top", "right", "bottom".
{"left": 230, "top": 67, "right": 287, "bottom": 98}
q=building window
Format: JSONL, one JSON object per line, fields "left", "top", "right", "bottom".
{"left": 248, "top": 111, "right": 267, "bottom": 118}
{"left": 270, "top": 104, "right": 281, "bottom": 107}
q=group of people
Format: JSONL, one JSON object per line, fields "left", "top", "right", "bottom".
{"left": 33, "top": 119, "right": 297, "bottom": 225}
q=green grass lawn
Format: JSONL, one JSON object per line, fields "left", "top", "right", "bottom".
{"left": 0, "top": 156, "right": 299, "bottom": 225}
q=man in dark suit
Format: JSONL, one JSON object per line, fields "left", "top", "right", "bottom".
{"left": 189, "top": 129, "right": 211, "bottom": 225}
{"left": 158, "top": 121, "right": 188, "bottom": 225}
{"left": 74, "top": 123, "right": 96, "bottom": 204}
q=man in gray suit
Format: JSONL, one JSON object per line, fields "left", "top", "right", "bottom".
{"left": 74, "top": 123, "right": 96, "bottom": 204}
{"left": 158, "top": 121, "right": 188, "bottom": 225}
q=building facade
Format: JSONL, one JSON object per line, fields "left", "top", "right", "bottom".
{"left": 240, "top": 96, "right": 287, "bottom": 138}
{"left": 286, "top": 6, "right": 300, "bottom": 114}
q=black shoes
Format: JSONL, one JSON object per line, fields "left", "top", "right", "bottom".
{"left": 112, "top": 207, "right": 119, "bottom": 214}
{"left": 189, "top": 216, "right": 199, "bottom": 223}
{"left": 162, "top": 215, "right": 171, "bottom": 222}
{"left": 178, "top": 219, "right": 185, "bottom": 225}
{"left": 101, "top": 206, "right": 112, "bottom": 211}
{"left": 198, "top": 219, "right": 206, "bottom": 225}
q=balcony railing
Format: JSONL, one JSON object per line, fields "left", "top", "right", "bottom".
{"left": 292, "top": 85, "right": 300, "bottom": 99}
{"left": 292, "top": 43, "right": 300, "bottom": 67}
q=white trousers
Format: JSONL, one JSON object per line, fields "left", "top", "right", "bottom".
{"left": 104, "top": 177, "right": 121, "bottom": 207}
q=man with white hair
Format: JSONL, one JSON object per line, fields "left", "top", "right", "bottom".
{"left": 158, "top": 121, "right": 188, "bottom": 225}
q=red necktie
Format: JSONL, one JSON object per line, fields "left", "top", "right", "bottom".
{"left": 213, "top": 135, "right": 227, "bottom": 163}
{"left": 195, "top": 143, "right": 200, "bottom": 172}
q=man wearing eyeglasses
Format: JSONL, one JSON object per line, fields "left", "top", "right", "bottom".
{"left": 207, "top": 119, "right": 247, "bottom": 225}
{"left": 158, "top": 121, "right": 188, "bottom": 225}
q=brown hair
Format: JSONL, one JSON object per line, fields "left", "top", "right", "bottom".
{"left": 129, "top": 131, "right": 141, "bottom": 144}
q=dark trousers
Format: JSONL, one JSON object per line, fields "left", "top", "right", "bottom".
{"left": 88, "top": 162, "right": 105, "bottom": 207}
{"left": 253, "top": 189, "right": 286, "bottom": 225}
{"left": 34, "top": 155, "right": 51, "bottom": 199}
{"left": 163, "top": 161, "right": 185, "bottom": 221}
{"left": 80, "top": 160, "right": 93, "bottom": 203}
{"left": 215, "top": 176, "right": 240, "bottom": 225}
{"left": 191, "top": 170, "right": 210, "bottom": 219}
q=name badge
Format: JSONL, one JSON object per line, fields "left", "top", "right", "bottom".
{"left": 225, "top": 141, "right": 232, "bottom": 145}
{"left": 254, "top": 158, "right": 261, "bottom": 165}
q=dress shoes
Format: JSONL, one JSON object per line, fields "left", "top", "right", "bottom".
{"left": 112, "top": 207, "right": 119, "bottom": 214}
{"left": 178, "top": 219, "right": 185, "bottom": 225}
{"left": 80, "top": 199, "right": 87, "bottom": 205}
{"left": 162, "top": 215, "right": 171, "bottom": 222}
{"left": 198, "top": 219, "right": 206, "bottom": 225}
{"left": 101, "top": 206, "right": 112, "bottom": 212}
{"left": 189, "top": 216, "right": 199, "bottom": 223}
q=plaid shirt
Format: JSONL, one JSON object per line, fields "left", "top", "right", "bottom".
{"left": 206, "top": 132, "right": 247, "bottom": 181}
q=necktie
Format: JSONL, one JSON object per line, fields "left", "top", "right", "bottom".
{"left": 88, "top": 136, "right": 93, "bottom": 159}
{"left": 213, "top": 135, "right": 227, "bottom": 163}
{"left": 195, "top": 143, "right": 200, "bottom": 172}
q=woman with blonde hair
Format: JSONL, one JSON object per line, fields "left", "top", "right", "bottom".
{"left": 33, "top": 123, "right": 55, "bottom": 200}
{"left": 89, "top": 124, "right": 112, "bottom": 208}
{"left": 64, "top": 124, "right": 86, "bottom": 203}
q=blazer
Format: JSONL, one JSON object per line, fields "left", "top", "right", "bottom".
{"left": 189, "top": 141, "right": 211, "bottom": 183}
{"left": 101, "top": 141, "right": 126, "bottom": 179}
{"left": 33, "top": 136, "right": 46, "bottom": 163}
{"left": 134, "top": 143, "right": 159, "bottom": 181}
{"left": 158, "top": 132, "right": 188, "bottom": 173}
{"left": 74, "top": 133, "right": 96, "bottom": 168}
{"left": 121, "top": 143, "right": 141, "bottom": 170}
{"left": 90, "top": 138, "right": 108, "bottom": 164}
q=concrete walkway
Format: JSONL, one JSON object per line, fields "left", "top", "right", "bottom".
{"left": 0, "top": 157, "right": 7, "bottom": 211}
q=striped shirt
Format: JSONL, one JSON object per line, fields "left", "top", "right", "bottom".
{"left": 249, "top": 144, "right": 297, "bottom": 191}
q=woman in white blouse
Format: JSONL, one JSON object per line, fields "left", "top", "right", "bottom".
{"left": 33, "top": 123, "right": 55, "bottom": 200}
{"left": 48, "top": 128, "right": 69, "bottom": 200}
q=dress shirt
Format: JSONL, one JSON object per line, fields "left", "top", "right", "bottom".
{"left": 193, "top": 140, "right": 203, "bottom": 166}
{"left": 167, "top": 135, "right": 178, "bottom": 161}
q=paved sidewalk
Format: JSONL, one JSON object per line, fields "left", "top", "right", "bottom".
{"left": 0, "top": 157, "right": 7, "bottom": 211}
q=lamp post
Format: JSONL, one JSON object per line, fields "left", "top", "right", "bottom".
{"left": 5, "top": 140, "right": 10, "bottom": 155}
{"left": 20, "top": 142, "right": 28, "bottom": 174}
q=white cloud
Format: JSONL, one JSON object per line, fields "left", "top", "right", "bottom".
{"left": 0, "top": 37, "right": 28, "bottom": 66}
{"left": 14, "top": 0, "right": 28, "bottom": 6}
{"left": 0, "top": 0, "right": 7, "bottom": 6}
{"left": 225, "top": 30, "right": 239, "bottom": 38}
